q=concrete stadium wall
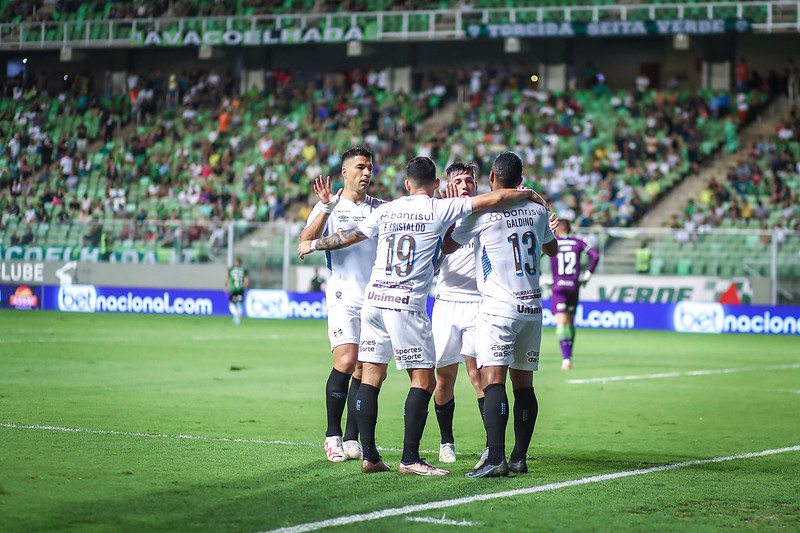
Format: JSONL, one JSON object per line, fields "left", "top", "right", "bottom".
{"left": 0, "top": 259, "right": 226, "bottom": 289}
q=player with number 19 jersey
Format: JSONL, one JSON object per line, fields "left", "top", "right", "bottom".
{"left": 358, "top": 195, "right": 473, "bottom": 313}
{"left": 356, "top": 195, "right": 473, "bottom": 369}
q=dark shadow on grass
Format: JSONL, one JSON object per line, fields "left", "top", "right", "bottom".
{"left": 29, "top": 448, "right": 735, "bottom": 532}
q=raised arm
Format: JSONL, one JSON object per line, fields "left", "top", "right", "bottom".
{"left": 298, "top": 227, "right": 368, "bottom": 260}
{"left": 471, "top": 188, "right": 548, "bottom": 214}
{"left": 299, "top": 175, "right": 341, "bottom": 241}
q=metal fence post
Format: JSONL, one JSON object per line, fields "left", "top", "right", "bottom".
{"left": 226, "top": 222, "right": 234, "bottom": 268}
{"left": 282, "top": 222, "right": 291, "bottom": 291}
{"left": 770, "top": 228, "right": 778, "bottom": 305}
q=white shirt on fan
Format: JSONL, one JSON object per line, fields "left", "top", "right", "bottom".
{"left": 357, "top": 195, "right": 473, "bottom": 313}
{"left": 305, "top": 195, "right": 384, "bottom": 309}
{"left": 452, "top": 199, "right": 555, "bottom": 321}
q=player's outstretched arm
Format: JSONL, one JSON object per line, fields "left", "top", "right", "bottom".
{"left": 299, "top": 175, "right": 342, "bottom": 241}
{"left": 471, "top": 188, "right": 547, "bottom": 214}
{"left": 298, "top": 228, "right": 368, "bottom": 259}
{"left": 441, "top": 223, "right": 461, "bottom": 255}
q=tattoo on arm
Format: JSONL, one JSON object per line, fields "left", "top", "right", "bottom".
{"left": 315, "top": 228, "right": 367, "bottom": 250}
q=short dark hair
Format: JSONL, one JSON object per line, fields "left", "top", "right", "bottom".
{"left": 342, "top": 146, "right": 373, "bottom": 164}
{"left": 445, "top": 161, "right": 478, "bottom": 181}
{"left": 558, "top": 219, "right": 572, "bottom": 234}
{"left": 405, "top": 156, "right": 437, "bottom": 186}
{"left": 492, "top": 151, "right": 523, "bottom": 188}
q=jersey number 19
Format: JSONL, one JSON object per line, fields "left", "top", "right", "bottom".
{"left": 385, "top": 234, "right": 416, "bottom": 277}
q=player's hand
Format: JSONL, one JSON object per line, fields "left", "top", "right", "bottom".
{"left": 313, "top": 175, "right": 342, "bottom": 213}
{"left": 441, "top": 182, "right": 459, "bottom": 199}
{"left": 548, "top": 212, "right": 559, "bottom": 233}
{"left": 297, "top": 240, "right": 314, "bottom": 260}
{"left": 580, "top": 270, "right": 592, "bottom": 286}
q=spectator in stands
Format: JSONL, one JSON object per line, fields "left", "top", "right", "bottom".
{"left": 635, "top": 241, "right": 651, "bottom": 274}
{"left": 736, "top": 57, "right": 749, "bottom": 93}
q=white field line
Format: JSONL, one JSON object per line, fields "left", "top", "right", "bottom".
{"left": 265, "top": 444, "right": 800, "bottom": 533}
{"left": 0, "top": 422, "right": 436, "bottom": 454}
{"left": 406, "top": 516, "right": 481, "bottom": 527}
{"left": 567, "top": 363, "right": 800, "bottom": 385}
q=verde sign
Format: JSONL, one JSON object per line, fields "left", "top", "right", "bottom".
{"left": 466, "top": 18, "right": 750, "bottom": 39}
{"left": 577, "top": 275, "right": 757, "bottom": 304}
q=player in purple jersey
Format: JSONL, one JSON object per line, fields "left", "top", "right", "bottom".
{"left": 548, "top": 219, "right": 600, "bottom": 370}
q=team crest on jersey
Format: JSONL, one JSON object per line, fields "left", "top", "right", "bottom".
{"left": 336, "top": 291, "right": 342, "bottom": 299}
{"left": 489, "top": 212, "right": 503, "bottom": 222}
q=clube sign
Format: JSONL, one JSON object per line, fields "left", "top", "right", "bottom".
{"left": 133, "top": 26, "right": 365, "bottom": 46}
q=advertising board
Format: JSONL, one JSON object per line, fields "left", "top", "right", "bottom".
{"left": 9, "top": 286, "right": 798, "bottom": 335}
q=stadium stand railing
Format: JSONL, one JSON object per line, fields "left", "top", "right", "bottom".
{"left": 0, "top": 1, "right": 797, "bottom": 50}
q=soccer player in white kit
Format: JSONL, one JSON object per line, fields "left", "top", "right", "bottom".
{"left": 300, "top": 147, "right": 384, "bottom": 463}
{"left": 446, "top": 152, "right": 559, "bottom": 478}
{"left": 298, "top": 156, "right": 543, "bottom": 475}
{"left": 431, "top": 162, "right": 485, "bottom": 465}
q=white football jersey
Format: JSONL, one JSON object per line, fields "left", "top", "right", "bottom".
{"left": 305, "top": 195, "right": 384, "bottom": 308}
{"left": 452, "top": 199, "right": 555, "bottom": 321}
{"left": 357, "top": 195, "right": 473, "bottom": 312}
{"left": 434, "top": 220, "right": 479, "bottom": 302}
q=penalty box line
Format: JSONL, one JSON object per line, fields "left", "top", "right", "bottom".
{"left": 264, "top": 444, "right": 800, "bottom": 533}
{"left": 0, "top": 422, "right": 439, "bottom": 454}
{"left": 567, "top": 363, "right": 800, "bottom": 385}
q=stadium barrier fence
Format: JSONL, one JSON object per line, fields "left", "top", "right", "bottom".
{"left": 0, "top": 2, "right": 797, "bottom": 51}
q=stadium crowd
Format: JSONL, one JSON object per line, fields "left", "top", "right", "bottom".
{"left": 0, "top": 60, "right": 776, "bottom": 261}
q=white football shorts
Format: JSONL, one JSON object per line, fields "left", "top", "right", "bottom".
{"left": 474, "top": 313, "right": 542, "bottom": 372}
{"left": 432, "top": 299, "right": 479, "bottom": 368}
{"left": 358, "top": 305, "right": 435, "bottom": 370}
{"left": 327, "top": 305, "right": 361, "bottom": 350}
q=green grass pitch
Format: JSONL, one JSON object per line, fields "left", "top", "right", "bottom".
{"left": 1, "top": 310, "right": 799, "bottom": 531}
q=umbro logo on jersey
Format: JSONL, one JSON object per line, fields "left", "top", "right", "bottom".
{"left": 335, "top": 291, "right": 342, "bottom": 299}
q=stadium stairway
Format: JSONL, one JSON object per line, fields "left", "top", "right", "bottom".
{"left": 599, "top": 95, "right": 793, "bottom": 274}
